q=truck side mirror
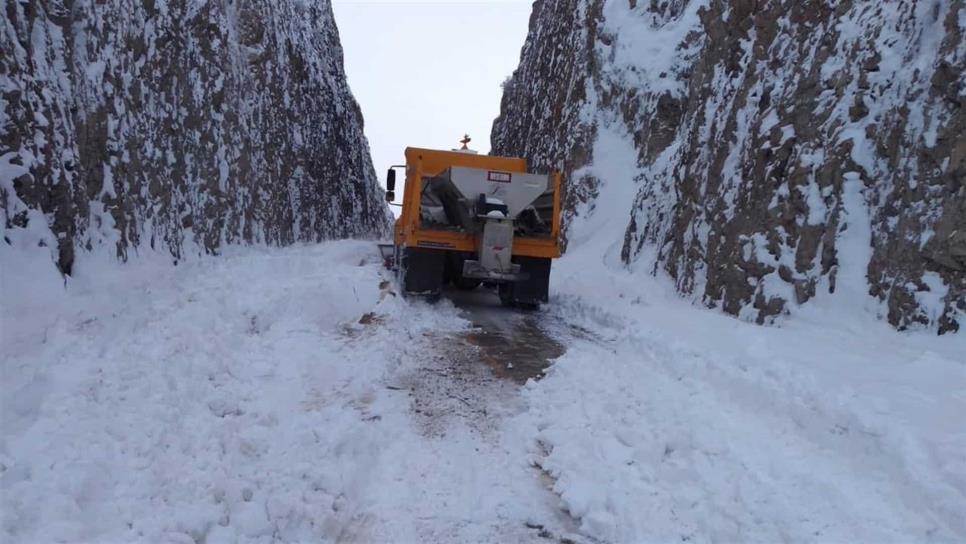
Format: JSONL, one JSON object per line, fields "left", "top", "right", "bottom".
{"left": 386, "top": 169, "right": 396, "bottom": 191}
{"left": 385, "top": 190, "right": 395, "bottom": 202}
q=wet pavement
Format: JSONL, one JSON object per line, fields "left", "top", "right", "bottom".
{"left": 383, "top": 283, "right": 585, "bottom": 541}
{"left": 392, "top": 285, "right": 569, "bottom": 439}
{"left": 387, "top": 280, "right": 574, "bottom": 438}
{"left": 445, "top": 286, "right": 566, "bottom": 384}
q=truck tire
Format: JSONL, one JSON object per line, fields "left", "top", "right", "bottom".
{"left": 499, "top": 256, "right": 551, "bottom": 308}
{"left": 399, "top": 246, "right": 445, "bottom": 299}
{"left": 498, "top": 283, "right": 517, "bottom": 307}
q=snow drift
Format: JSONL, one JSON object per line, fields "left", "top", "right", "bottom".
{"left": 516, "top": 167, "right": 966, "bottom": 540}
{"left": 492, "top": 0, "right": 966, "bottom": 333}
{"left": 1, "top": 0, "right": 391, "bottom": 275}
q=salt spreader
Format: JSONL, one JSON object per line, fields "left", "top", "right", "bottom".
{"left": 379, "top": 136, "right": 561, "bottom": 307}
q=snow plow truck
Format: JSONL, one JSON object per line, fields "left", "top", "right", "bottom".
{"left": 380, "top": 138, "right": 562, "bottom": 308}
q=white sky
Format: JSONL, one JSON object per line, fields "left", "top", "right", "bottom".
{"left": 332, "top": 0, "right": 533, "bottom": 196}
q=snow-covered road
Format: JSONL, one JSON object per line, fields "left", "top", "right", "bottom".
{"left": 1, "top": 242, "right": 586, "bottom": 543}
{"left": 2, "top": 240, "right": 964, "bottom": 543}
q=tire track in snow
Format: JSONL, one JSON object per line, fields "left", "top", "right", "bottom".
{"left": 362, "top": 285, "right": 591, "bottom": 543}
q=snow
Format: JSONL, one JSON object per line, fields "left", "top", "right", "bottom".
{"left": 601, "top": 0, "right": 709, "bottom": 97}
{"left": 4, "top": 242, "right": 375, "bottom": 540}
{"left": 832, "top": 170, "right": 875, "bottom": 311}
{"left": 917, "top": 272, "right": 952, "bottom": 324}
{"left": 529, "top": 257, "right": 965, "bottom": 542}
{"left": 577, "top": 68, "right": 966, "bottom": 529}
{"left": 520, "top": 155, "right": 966, "bottom": 541}
{"left": 3, "top": 56, "right": 965, "bottom": 538}
{"left": 502, "top": 97, "right": 964, "bottom": 540}
{"left": 542, "top": 0, "right": 966, "bottom": 332}
{"left": 566, "top": 118, "right": 640, "bottom": 264}
{"left": 0, "top": 241, "right": 575, "bottom": 542}
{"left": 2, "top": 226, "right": 963, "bottom": 542}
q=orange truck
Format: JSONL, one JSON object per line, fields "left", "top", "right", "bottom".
{"left": 380, "top": 144, "right": 562, "bottom": 307}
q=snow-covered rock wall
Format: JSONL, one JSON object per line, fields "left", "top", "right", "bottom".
{"left": 492, "top": 0, "right": 965, "bottom": 333}
{"left": 1, "top": 0, "right": 391, "bottom": 274}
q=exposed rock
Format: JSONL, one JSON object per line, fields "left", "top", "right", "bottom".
{"left": 1, "top": 0, "right": 391, "bottom": 274}
{"left": 491, "top": 0, "right": 603, "bottom": 248}
{"left": 493, "top": 0, "right": 965, "bottom": 333}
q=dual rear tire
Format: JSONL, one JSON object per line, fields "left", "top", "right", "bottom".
{"left": 498, "top": 256, "right": 551, "bottom": 308}
{"left": 398, "top": 247, "right": 445, "bottom": 298}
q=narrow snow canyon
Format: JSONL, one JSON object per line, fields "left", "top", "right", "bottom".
{"left": 3, "top": 1, "right": 964, "bottom": 543}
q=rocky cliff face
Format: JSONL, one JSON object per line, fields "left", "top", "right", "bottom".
{"left": 1, "top": 0, "right": 391, "bottom": 274}
{"left": 493, "top": 0, "right": 965, "bottom": 333}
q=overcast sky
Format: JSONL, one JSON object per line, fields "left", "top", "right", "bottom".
{"left": 332, "top": 0, "right": 533, "bottom": 195}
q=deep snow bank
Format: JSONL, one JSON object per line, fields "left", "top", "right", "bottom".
{"left": 507, "top": 129, "right": 966, "bottom": 542}
{"left": 1, "top": 0, "right": 391, "bottom": 275}
{"left": 520, "top": 251, "right": 965, "bottom": 542}
{"left": 0, "top": 240, "right": 590, "bottom": 543}
{"left": 492, "top": 0, "right": 966, "bottom": 333}
{"left": 0, "top": 241, "right": 419, "bottom": 542}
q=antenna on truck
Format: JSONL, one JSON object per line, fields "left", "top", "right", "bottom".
{"left": 454, "top": 134, "right": 478, "bottom": 154}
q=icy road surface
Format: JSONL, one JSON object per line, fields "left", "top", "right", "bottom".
{"left": 2, "top": 240, "right": 964, "bottom": 543}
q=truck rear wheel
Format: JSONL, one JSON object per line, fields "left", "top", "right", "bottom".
{"left": 399, "top": 247, "right": 445, "bottom": 299}
{"left": 499, "top": 256, "right": 551, "bottom": 308}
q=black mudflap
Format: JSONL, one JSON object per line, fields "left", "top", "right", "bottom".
{"left": 499, "top": 256, "right": 551, "bottom": 307}
{"left": 399, "top": 247, "right": 445, "bottom": 298}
